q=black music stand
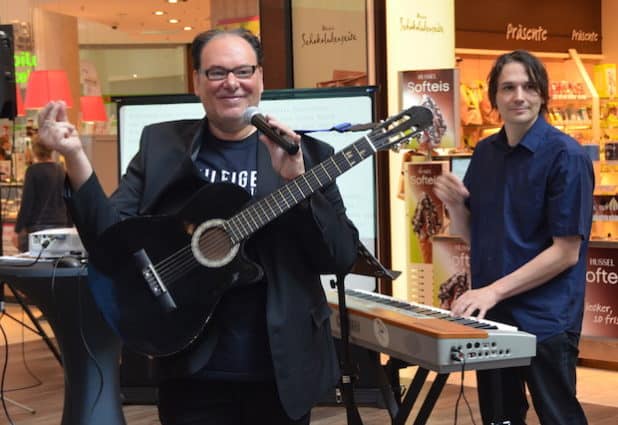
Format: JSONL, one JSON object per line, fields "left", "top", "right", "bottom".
{"left": 332, "top": 242, "right": 400, "bottom": 425}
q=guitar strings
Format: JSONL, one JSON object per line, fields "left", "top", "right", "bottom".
{"left": 154, "top": 226, "right": 233, "bottom": 285}
{"left": 167, "top": 141, "right": 363, "bottom": 276}
{"left": 148, "top": 125, "right": 389, "bottom": 284}
{"left": 129, "top": 116, "right": 417, "bottom": 295}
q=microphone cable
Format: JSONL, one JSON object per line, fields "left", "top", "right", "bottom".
{"left": 0, "top": 314, "right": 17, "bottom": 425}
{"left": 1, "top": 306, "right": 43, "bottom": 393}
{"left": 51, "top": 258, "right": 104, "bottom": 423}
{"left": 0, "top": 282, "right": 44, "bottom": 395}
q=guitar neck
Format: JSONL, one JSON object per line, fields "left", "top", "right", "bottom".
{"left": 226, "top": 135, "right": 376, "bottom": 243}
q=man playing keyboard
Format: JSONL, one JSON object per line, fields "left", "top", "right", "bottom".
{"left": 435, "top": 50, "right": 593, "bottom": 425}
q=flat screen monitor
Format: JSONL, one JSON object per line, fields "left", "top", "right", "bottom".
{"left": 114, "top": 86, "right": 379, "bottom": 291}
{"left": 450, "top": 155, "right": 472, "bottom": 181}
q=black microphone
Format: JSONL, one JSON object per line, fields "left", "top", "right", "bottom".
{"left": 243, "top": 107, "right": 299, "bottom": 155}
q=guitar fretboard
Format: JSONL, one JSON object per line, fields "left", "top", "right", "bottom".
{"left": 225, "top": 135, "right": 376, "bottom": 243}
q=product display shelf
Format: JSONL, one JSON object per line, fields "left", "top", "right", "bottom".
{"left": 456, "top": 48, "right": 601, "bottom": 147}
{"left": 0, "top": 181, "right": 22, "bottom": 222}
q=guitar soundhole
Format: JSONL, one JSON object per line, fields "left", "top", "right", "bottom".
{"left": 197, "top": 226, "right": 232, "bottom": 261}
{"left": 191, "top": 218, "right": 239, "bottom": 268}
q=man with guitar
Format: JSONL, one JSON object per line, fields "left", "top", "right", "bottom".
{"left": 36, "top": 28, "right": 360, "bottom": 425}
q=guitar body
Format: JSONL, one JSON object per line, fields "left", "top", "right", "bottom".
{"left": 88, "top": 183, "right": 263, "bottom": 357}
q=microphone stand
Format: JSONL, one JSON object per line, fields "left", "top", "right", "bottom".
{"left": 331, "top": 242, "right": 400, "bottom": 425}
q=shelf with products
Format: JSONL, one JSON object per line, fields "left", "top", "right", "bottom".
{"left": 455, "top": 49, "right": 618, "bottom": 242}
{"left": 0, "top": 182, "right": 22, "bottom": 223}
{"left": 456, "top": 48, "right": 601, "bottom": 147}
{"left": 549, "top": 96, "right": 593, "bottom": 132}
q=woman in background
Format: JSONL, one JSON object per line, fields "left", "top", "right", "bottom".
{"left": 13, "top": 134, "right": 72, "bottom": 252}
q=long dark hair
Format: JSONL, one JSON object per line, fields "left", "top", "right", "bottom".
{"left": 190, "top": 28, "right": 263, "bottom": 71}
{"left": 487, "top": 50, "right": 549, "bottom": 115}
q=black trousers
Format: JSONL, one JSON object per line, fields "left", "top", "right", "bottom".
{"left": 476, "top": 332, "right": 588, "bottom": 425}
{"left": 158, "top": 379, "right": 311, "bottom": 425}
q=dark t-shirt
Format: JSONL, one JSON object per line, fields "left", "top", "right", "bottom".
{"left": 195, "top": 131, "right": 259, "bottom": 196}
{"left": 194, "top": 130, "right": 274, "bottom": 381}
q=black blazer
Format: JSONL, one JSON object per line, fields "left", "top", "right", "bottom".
{"left": 68, "top": 117, "right": 359, "bottom": 419}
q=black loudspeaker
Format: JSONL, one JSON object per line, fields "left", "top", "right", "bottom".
{"left": 0, "top": 25, "right": 16, "bottom": 120}
{"left": 318, "top": 340, "right": 387, "bottom": 408}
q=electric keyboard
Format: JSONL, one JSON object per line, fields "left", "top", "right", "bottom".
{"left": 326, "top": 288, "right": 536, "bottom": 373}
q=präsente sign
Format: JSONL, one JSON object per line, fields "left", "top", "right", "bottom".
{"left": 455, "top": 0, "right": 601, "bottom": 54}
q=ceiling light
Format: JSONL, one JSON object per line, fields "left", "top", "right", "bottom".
{"left": 168, "top": 18, "right": 179, "bottom": 24}
{"left": 183, "top": 26, "right": 192, "bottom": 31}
{"left": 167, "top": 0, "right": 179, "bottom": 3}
{"left": 153, "top": 11, "right": 166, "bottom": 16}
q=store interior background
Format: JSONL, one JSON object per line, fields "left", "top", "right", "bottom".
{"left": 0, "top": 1, "right": 617, "bottom": 419}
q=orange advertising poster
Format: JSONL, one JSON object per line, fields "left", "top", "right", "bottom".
{"left": 399, "top": 68, "right": 460, "bottom": 149}
{"left": 405, "top": 161, "right": 448, "bottom": 264}
{"left": 432, "top": 235, "right": 471, "bottom": 310}
{"left": 582, "top": 246, "right": 618, "bottom": 338}
{"left": 404, "top": 161, "right": 448, "bottom": 303}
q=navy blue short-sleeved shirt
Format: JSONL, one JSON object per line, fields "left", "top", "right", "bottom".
{"left": 463, "top": 115, "right": 594, "bottom": 341}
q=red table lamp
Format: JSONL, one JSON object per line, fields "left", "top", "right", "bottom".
{"left": 24, "top": 70, "right": 74, "bottom": 109}
{"left": 80, "top": 96, "right": 107, "bottom": 122}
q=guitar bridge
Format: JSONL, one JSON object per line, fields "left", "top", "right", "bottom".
{"left": 133, "top": 249, "right": 177, "bottom": 312}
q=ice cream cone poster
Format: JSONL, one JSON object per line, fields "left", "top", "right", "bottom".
{"left": 399, "top": 68, "right": 460, "bottom": 149}
{"left": 405, "top": 161, "right": 448, "bottom": 264}
{"left": 432, "top": 235, "right": 471, "bottom": 310}
{"left": 582, "top": 245, "right": 618, "bottom": 338}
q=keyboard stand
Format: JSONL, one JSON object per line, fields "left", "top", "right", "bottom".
{"left": 333, "top": 245, "right": 468, "bottom": 425}
{"left": 377, "top": 364, "right": 450, "bottom": 425}
{"left": 332, "top": 242, "right": 401, "bottom": 425}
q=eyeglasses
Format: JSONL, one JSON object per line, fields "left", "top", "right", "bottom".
{"left": 201, "top": 65, "right": 258, "bottom": 81}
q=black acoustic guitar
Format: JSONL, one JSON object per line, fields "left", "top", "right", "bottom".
{"left": 88, "top": 105, "right": 433, "bottom": 357}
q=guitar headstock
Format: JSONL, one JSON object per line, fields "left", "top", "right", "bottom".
{"left": 368, "top": 106, "right": 434, "bottom": 152}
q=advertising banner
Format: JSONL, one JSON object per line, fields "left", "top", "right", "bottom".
{"left": 432, "top": 236, "right": 471, "bottom": 310}
{"left": 400, "top": 68, "right": 460, "bottom": 149}
{"left": 404, "top": 161, "right": 448, "bottom": 303}
{"left": 583, "top": 246, "right": 618, "bottom": 338}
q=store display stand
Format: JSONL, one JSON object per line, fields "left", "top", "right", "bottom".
{"left": 332, "top": 242, "right": 401, "bottom": 425}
